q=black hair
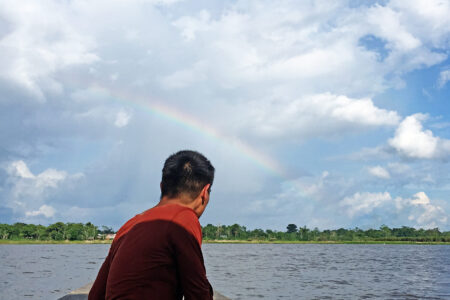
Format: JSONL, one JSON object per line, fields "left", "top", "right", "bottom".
{"left": 161, "top": 150, "right": 215, "bottom": 200}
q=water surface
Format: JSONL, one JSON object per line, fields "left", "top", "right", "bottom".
{"left": 0, "top": 244, "right": 449, "bottom": 299}
{"left": 203, "top": 244, "right": 450, "bottom": 299}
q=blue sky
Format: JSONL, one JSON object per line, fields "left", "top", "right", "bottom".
{"left": 0, "top": 0, "right": 449, "bottom": 231}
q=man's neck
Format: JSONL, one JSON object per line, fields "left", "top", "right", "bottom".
{"left": 157, "top": 196, "right": 202, "bottom": 217}
{"left": 158, "top": 196, "right": 197, "bottom": 209}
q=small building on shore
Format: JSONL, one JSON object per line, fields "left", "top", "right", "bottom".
{"left": 105, "top": 233, "right": 116, "bottom": 240}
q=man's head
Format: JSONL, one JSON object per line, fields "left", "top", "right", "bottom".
{"left": 161, "top": 150, "right": 215, "bottom": 203}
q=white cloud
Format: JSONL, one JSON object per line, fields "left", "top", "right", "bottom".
{"left": 160, "top": 61, "right": 207, "bottom": 89}
{"left": 396, "top": 192, "right": 447, "bottom": 228}
{"left": 239, "top": 171, "right": 358, "bottom": 229}
{"left": 368, "top": 166, "right": 390, "bottom": 179}
{"left": 389, "top": 0, "right": 450, "bottom": 48}
{"left": 329, "top": 96, "right": 400, "bottom": 125}
{"left": 362, "top": 1, "right": 449, "bottom": 74}
{"left": 25, "top": 204, "right": 56, "bottom": 218}
{"left": 409, "top": 191, "right": 430, "bottom": 205}
{"left": 6, "top": 160, "right": 68, "bottom": 194}
{"left": 1, "top": 0, "right": 450, "bottom": 229}
{"left": 7, "top": 160, "right": 35, "bottom": 179}
{"left": 438, "top": 69, "right": 450, "bottom": 88}
{"left": 238, "top": 163, "right": 450, "bottom": 229}
{"left": 242, "top": 93, "right": 400, "bottom": 140}
{"left": 380, "top": 162, "right": 447, "bottom": 189}
{"left": 3, "top": 160, "right": 82, "bottom": 218}
{"left": 339, "top": 190, "right": 448, "bottom": 228}
{"left": 172, "top": 10, "right": 211, "bottom": 41}
{"left": 264, "top": 172, "right": 332, "bottom": 207}
{"left": 340, "top": 192, "right": 392, "bottom": 217}
{"left": 0, "top": 0, "right": 98, "bottom": 99}
{"left": 164, "top": 0, "right": 448, "bottom": 99}
{"left": 35, "top": 168, "right": 67, "bottom": 189}
{"left": 389, "top": 114, "right": 450, "bottom": 159}
{"left": 366, "top": 4, "right": 421, "bottom": 51}
{"left": 114, "top": 109, "right": 132, "bottom": 128}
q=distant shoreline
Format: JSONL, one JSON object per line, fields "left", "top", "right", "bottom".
{"left": 0, "top": 240, "right": 112, "bottom": 244}
{"left": 1, "top": 239, "right": 449, "bottom": 245}
{"left": 204, "top": 240, "right": 450, "bottom": 245}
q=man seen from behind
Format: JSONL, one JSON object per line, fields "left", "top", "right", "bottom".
{"left": 89, "top": 150, "right": 214, "bottom": 300}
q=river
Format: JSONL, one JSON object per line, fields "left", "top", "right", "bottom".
{"left": 0, "top": 243, "right": 449, "bottom": 299}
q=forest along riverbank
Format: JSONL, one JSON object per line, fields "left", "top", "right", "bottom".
{"left": 1, "top": 239, "right": 449, "bottom": 244}
{"left": 2, "top": 223, "right": 449, "bottom": 243}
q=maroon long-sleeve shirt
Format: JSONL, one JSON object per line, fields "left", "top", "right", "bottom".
{"left": 88, "top": 203, "right": 213, "bottom": 300}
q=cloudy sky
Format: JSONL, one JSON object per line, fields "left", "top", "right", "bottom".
{"left": 1, "top": 0, "right": 449, "bottom": 231}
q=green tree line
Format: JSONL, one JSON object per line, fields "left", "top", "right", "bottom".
{"left": 1, "top": 222, "right": 449, "bottom": 242}
{"left": 0, "top": 222, "right": 114, "bottom": 241}
{"left": 202, "top": 223, "right": 450, "bottom": 242}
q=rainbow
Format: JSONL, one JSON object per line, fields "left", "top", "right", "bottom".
{"left": 87, "top": 85, "right": 286, "bottom": 178}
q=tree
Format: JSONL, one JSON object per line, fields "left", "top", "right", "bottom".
{"left": 83, "top": 222, "right": 98, "bottom": 240}
{"left": 35, "top": 225, "right": 47, "bottom": 240}
{"left": 250, "top": 228, "right": 266, "bottom": 240}
{"left": 380, "top": 225, "right": 391, "bottom": 240}
{"left": 10, "top": 223, "right": 27, "bottom": 239}
{"left": 67, "top": 223, "right": 85, "bottom": 240}
{"left": 230, "top": 224, "right": 242, "bottom": 239}
{"left": 99, "top": 226, "right": 115, "bottom": 234}
{"left": 216, "top": 224, "right": 222, "bottom": 239}
{"left": 0, "top": 224, "right": 11, "bottom": 239}
{"left": 299, "top": 226, "right": 310, "bottom": 241}
{"left": 266, "top": 229, "right": 274, "bottom": 240}
{"left": 286, "top": 224, "right": 298, "bottom": 233}
{"left": 202, "top": 224, "right": 217, "bottom": 240}
{"left": 46, "top": 222, "right": 67, "bottom": 240}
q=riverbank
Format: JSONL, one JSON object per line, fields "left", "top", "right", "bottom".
{"left": 205, "top": 239, "right": 450, "bottom": 245}
{"left": 0, "top": 240, "right": 112, "bottom": 244}
{"left": 1, "top": 239, "right": 449, "bottom": 245}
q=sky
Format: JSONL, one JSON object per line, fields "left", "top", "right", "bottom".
{"left": 0, "top": 0, "right": 449, "bottom": 231}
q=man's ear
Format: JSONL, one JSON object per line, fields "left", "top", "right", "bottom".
{"left": 201, "top": 184, "right": 211, "bottom": 205}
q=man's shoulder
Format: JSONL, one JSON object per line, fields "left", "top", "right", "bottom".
{"left": 171, "top": 206, "right": 201, "bottom": 231}
{"left": 114, "top": 204, "right": 199, "bottom": 242}
{"left": 169, "top": 207, "right": 202, "bottom": 245}
{"left": 171, "top": 206, "right": 198, "bottom": 222}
